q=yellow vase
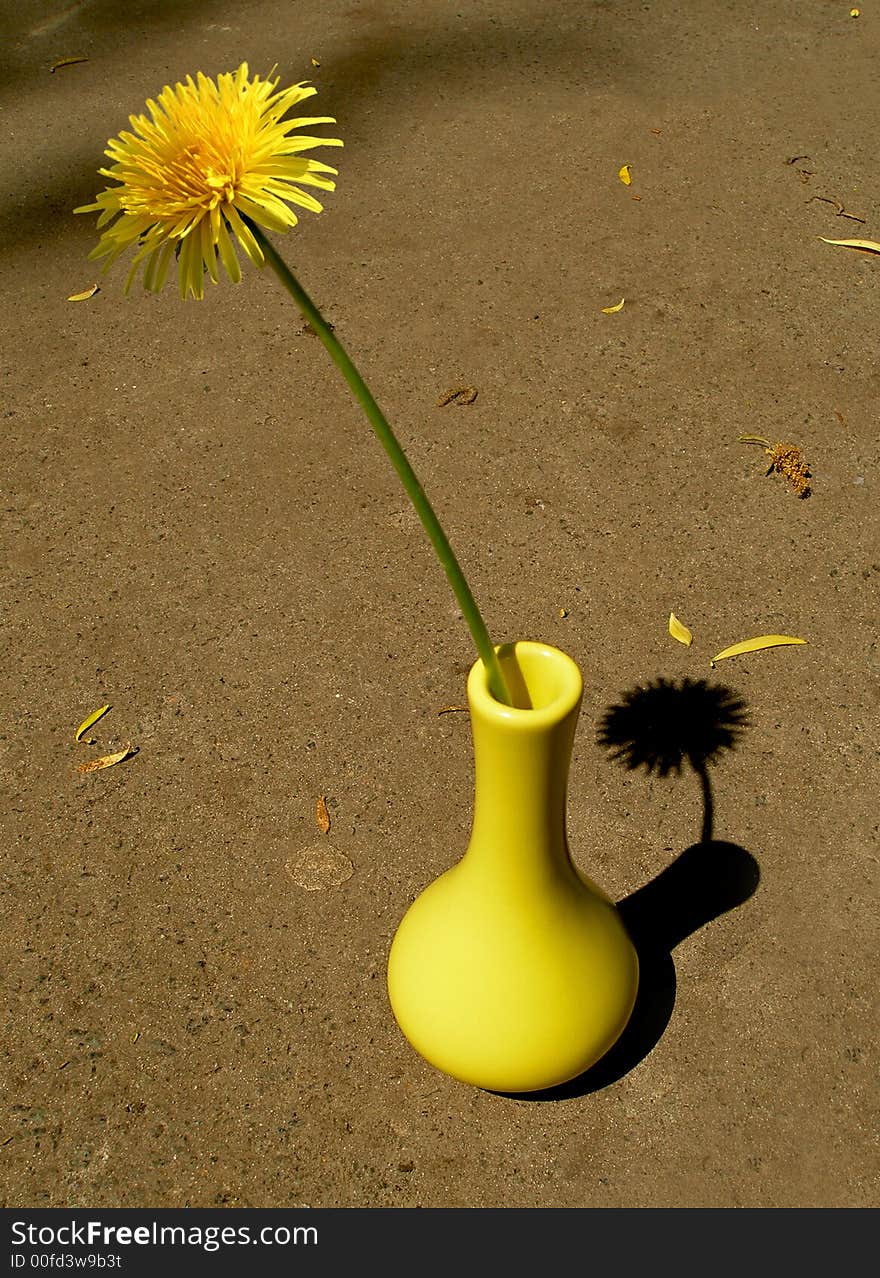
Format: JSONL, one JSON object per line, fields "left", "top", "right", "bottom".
{"left": 387, "top": 641, "right": 639, "bottom": 1092}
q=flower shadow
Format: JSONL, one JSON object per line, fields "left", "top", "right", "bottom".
{"left": 500, "top": 677, "right": 760, "bottom": 1102}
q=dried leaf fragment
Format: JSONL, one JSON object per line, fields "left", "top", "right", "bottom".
{"left": 438, "top": 386, "right": 478, "bottom": 406}
{"left": 618, "top": 164, "right": 632, "bottom": 186}
{"left": 766, "top": 442, "right": 811, "bottom": 497}
{"left": 75, "top": 743, "right": 137, "bottom": 773}
{"left": 820, "top": 236, "right": 880, "bottom": 253}
{"left": 67, "top": 284, "right": 98, "bottom": 302}
{"left": 75, "top": 704, "right": 111, "bottom": 742}
{"left": 50, "top": 55, "right": 88, "bottom": 72}
{"left": 710, "top": 636, "right": 807, "bottom": 667}
{"left": 668, "top": 613, "right": 693, "bottom": 646}
{"left": 601, "top": 298, "right": 625, "bottom": 313}
{"left": 740, "top": 435, "right": 812, "bottom": 498}
{"left": 808, "top": 195, "right": 866, "bottom": 223}
{"left": 315, "top": 794, "right": 331, "bottom": 834}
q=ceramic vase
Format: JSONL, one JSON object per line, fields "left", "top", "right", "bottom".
{"left": 387, "top": 641, "right": 639, "bottom": 1092}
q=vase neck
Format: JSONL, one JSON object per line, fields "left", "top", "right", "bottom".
{"left": 465, "top": 696, "right": 581, "bottom": 884}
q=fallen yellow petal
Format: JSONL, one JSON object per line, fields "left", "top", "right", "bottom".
{"left": 668, "top": 613, "right": 693, "bottom": 646}
{"left": 50, "top": 55, "right": 89, "bottom": 73}
{"left": 601, "top": 298, "right": 625, "bottom": 313}
{"left": 710, "top": 635, "right": 807, "bottom": 666}
{"left": 819, "top": 237, "right": 880, "bottom": 253}
{"left": 618, "top": 164, "right": 632, "bottom": 186}
{"left": 75, "top": 743, "right": 137, "bottom": 774}
{"left": 75, "top": 704, "right": 111, "bottom": 742}
{"left": 67, "top": 284, "right": 99, "bottom": 301}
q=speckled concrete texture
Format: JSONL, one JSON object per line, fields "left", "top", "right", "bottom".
{"left": 1, "top": 0, "right": 878, "bottom": 1207}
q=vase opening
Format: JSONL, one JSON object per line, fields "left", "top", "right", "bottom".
{"left": 473, "top": 641, "right": 583, "bottom": 719}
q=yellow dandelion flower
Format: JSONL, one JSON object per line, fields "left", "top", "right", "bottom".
{"left": 75, "top": 62, "right": 342, "bottom": 299}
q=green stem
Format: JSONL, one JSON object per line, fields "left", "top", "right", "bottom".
{"left": 248, "top": 221, "right": 512, "bottom": 706}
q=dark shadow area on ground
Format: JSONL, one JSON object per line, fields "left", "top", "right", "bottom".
{"left": 0, "top": 0, "right": 230, "bottom": 84}
{"left": 498, "top": 677, "right": 761, "bottom": 1102}
{"left": 2, "top": 0, "right": 624, "bottom": 253}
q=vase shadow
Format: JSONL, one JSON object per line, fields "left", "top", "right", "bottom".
{"left": 497, "top": 676, "right": 761, "bottom": 1102}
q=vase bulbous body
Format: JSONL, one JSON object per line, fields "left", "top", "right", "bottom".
{"left": 387, "top": 641, "right": 639, "bottom": 1092}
